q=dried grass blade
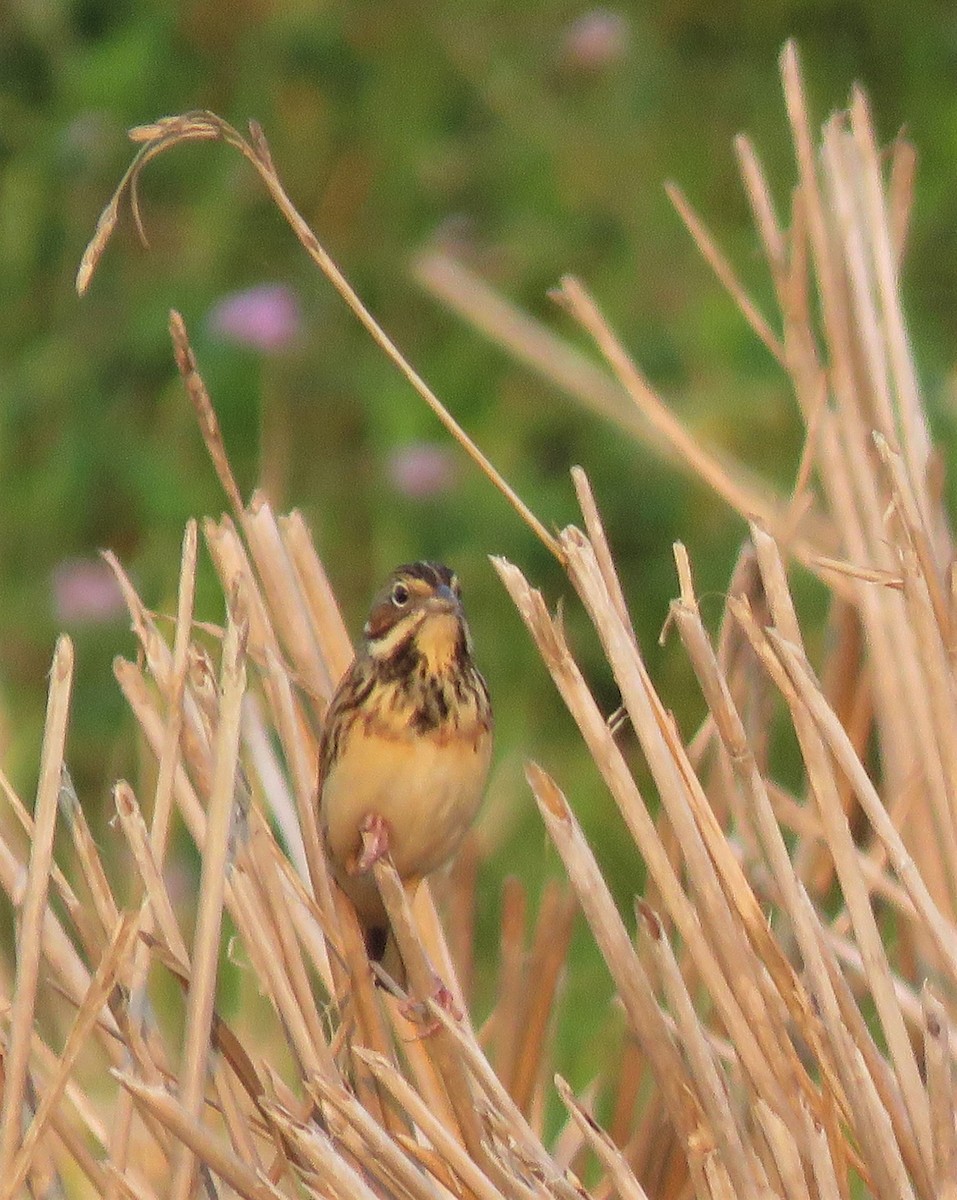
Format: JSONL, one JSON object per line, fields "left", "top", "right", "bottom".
{"left": 113, "top": 782, "right": 188, "bottom": 961}
{"left": 8, "top": 912, "right": 139, "bottom": 1196}
{"left": 608, "top": 1034, "right": 645, "bottom": 1151}
{"left": 278, "top": 511, "right": 353, "bottom": 683}
{"left": 168, "top": 310, "right": 245, "bottom": 517}
{"left": 223, "top": 860, "right": 336, "bottom": 1085}
{"left": 752, "top": 1101, "right": 810, "bottom": 1200}
{"left": 669, "top": 550, "right": 855, "bottom": 1117}
{"left": 325, "top": 887, "right": 400, "bottom": 1131}
{"left": 556, "top": 276, "right": 805, "bottom": 551}
{"left": 554, "top": 1076, "right": 649, "bottom": 1200}
{"left": 560, "top": 529, "right": 793, "bottom": 1116}
{"left": 496, "top": 555, "right": 786, "bottom": 1116}
{"left": 260, "top": 646, "right": 331, "bottom": 926}
{"left": 412, "top": 872, "right": 470, "bottom": 1018}
{"left": 112, "top": 1070, "right": 284, "bottom": 1200}
{"left": 802, "top": 1105, "right": 845, "bottom": 1200}
{"left": 508, "top": 880, "right": 576, "bottom": 1119}
{"left": 814, "top": 932, "right": 932, "bottom": 1198}
{"left": 820, "top": 119, "right": 898, "bottom": 446}
{"left": 809, "top": 555, "right": 902, "bottom": 588}
{"left": 637, "top": 902, "right": 766, "bottom": 1200}
{"left": 242, "top": 491, "right": 333, "bottom": 709}
{"left": 59, "top": 765, "right": 119, "bottom": 945}
{"left": 215, "top": 1065, "right": 268, "bottom": 1183}
{"left": 241, "top": 146, "right": 562, "bottom": 560}
{"left": 241, "top": 810, "right": 334, "bottom": 1077}
{"left": 83, "top": 114, "right": 557, "bottom": 558}
{"left": 887, "top": 137, "right": 916, "bottom": 269}
{"left": 524, "top": 763, "right": 698, "bottom": 1142}
{"left": 0, "top": 636, "right": 74, "bottom": 1178}
{"left": 570, "top": 467, "right": 632, "bottom": 637}
{"left": 355, "top": 1048, "right": 520, "bottom": 1200}
{"left": 414, "top": 994, "right": 584, "bottom": 1200}
{"left": 8, "top": 1018, "right": 112, "bottom": 1166}
{"left": 848, "top": 89, "right": 932, "bottom": 498}
{"left": 0, "top": 828, "right": 121, "bottom": 1052}
{"left": 0, "top": 768, "right": 96, "bottom": 959}
{"left": 845, "top": 1046, "right": 919, "bottom": 1200}
{"left": 113, "top": 657, "right": 207, "bottom": 847}
{"left": 258, "top": 1097, "right": 382, "bottom": 1200}
{"left": 259, "top": 810, "right": 338, "bottom": 1008}
{"left": 52, "top": 1109, "right": 127, "bottom": 1198}
{"left": 772, "top": 633, "right": 957, "bottom": 979}
{"left": 665, "top": 181, "right": 786, "bottom": 366}
{"left": 414, "top": 249, "right": 652, "bottom": 441}
{"left": 921, "top": 987, "right": 957, "bottom": 1199}
{"left": 873, "top": 432, "right": 950, "bottom": 648}
{"left": 779, "top": 43, "right": 854, "bottom": 409}
{"left": 749, "top": 561, "right": 933, "bottom": 1177}
{"left": 170, "top": 605, "right": 248, "bottom": 1200}
{"left": 205, "top": 515, "right": 282, "bottom": 675}
{"left": 152, "top": 519, "right": 199, "bottom": 856}
{"left": 439, "top": 837, "right": 479, "bottom": 1009}
{"left": 370, "top": 856, "right": 489, "bottom": 1162}
{"left": 308, "top": 1077, "right": 444, "bottom": 1200}
{"left": 734, "top": 134, "right": 786, "bottom": 285}
{"left": 104, "top": 548, "right": 216, "bottom": 800}
{"left": 242, "top": 692, "right": 309, "bottom": 882}
{"left": 140, "top": 936, "right": 266, "bottom": 1110}
{"left": 492, "top": 875, "right": 527, "bottom": 1087}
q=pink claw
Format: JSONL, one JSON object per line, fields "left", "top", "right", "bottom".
{"left": 399, "top": 972, "right": 463, "bottom": 1035}
{"left": 348, "top": 813, "right": 392, "bottom": 874}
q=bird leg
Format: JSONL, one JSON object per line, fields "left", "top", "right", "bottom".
{"left": 348, "top": 812, "right": 392, "bottom": 874}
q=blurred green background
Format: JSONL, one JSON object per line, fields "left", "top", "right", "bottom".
{"left": 5, "top": 0, "right": 957, "bottom": 1085}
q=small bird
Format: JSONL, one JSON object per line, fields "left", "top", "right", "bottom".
{"left": 317, "top": 561, "right": 492, "bottom": 994}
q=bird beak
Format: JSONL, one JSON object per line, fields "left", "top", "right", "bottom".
{"left": 429, "top": 584, "right": 461, "bottom": 613}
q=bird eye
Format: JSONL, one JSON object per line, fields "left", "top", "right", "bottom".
{"left": 391, "top": 582, "right": 410, "bottom": 607}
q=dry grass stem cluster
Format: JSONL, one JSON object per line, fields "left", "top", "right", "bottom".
{"left": 2, "top": 40, "right": 955, "bottom": 1200}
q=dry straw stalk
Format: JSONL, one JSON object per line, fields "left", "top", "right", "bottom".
{"left": 1, "top": 38, "right": 955, "bottom": 1200}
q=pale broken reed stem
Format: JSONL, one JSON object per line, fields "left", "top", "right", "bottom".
{"left": 59, "top": 768, "right": 119, "bottom": 948}
{"left": 169, "top": 605, "right": 248, "bottom": 1200}
{"left": 355, "top": 1048, "right": 524, "bottom": 1200}
{"left": 557, "top": 529, "right": 793, "bottom": 1117}
{"left": 495, "top": 556, "right": 788, "bottom": 1119}
{"left": 505, "top": 879, "right": 576, "bottom": 1121}
{"left": 112, "top": 1073, "right": 283, "bottom": 1200}
{"left": 553, "top": 1076, "right": 650, "bottom": 1200}
{"left": 8, "top": 915, "right": 139, "bottom": 1196}
{"left": 637, "top": 903, "right": 763, "bottom": 1200}
{"left": 0, "top": 637, "right": 73, "bottom": 1184}
{"left": 417, "top": 997, "right": 585, "bottom": 1200}
{"left": 370, "top": 856, "right": 490, "bottom": 1164}
{"left": 748, "top": 526, "right": 934, "bottom": 1185}
{"left": 921, "top": 986, "right": 957, "bottom": 1200}
{"left": 524, "top": 763, "right": 698, "bottom": 1141}
{"left": 308, "top": 1075, "right": 444, "bottom": 1200}
{"left": 664, "top": 181, "right": 786, "bottom": 367}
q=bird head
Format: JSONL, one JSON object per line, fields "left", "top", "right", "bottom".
{"left": 363, "top": 561, "right": 470, "bottom": 671}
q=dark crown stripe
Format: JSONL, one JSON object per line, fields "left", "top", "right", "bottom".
{"left": 394, "top": 561, "right": 454, "bottom": 588}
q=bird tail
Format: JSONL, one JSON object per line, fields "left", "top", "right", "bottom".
{"left": 364, "top": 922, "right": 407, "bottom": 992}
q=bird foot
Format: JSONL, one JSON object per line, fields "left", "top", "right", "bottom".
{"left": 399, "top": 973, "right": 462, "bottom": 1034}
{"left": 348, "top": 813, "right": 392, "bottom": 874}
